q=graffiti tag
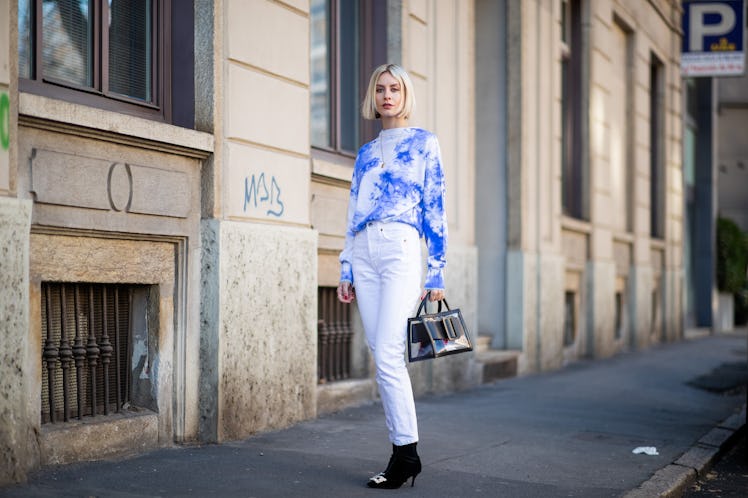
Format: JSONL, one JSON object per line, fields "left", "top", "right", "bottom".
{"left": 244, "top": 172, "right": 284, "bottom": 217}
{"left": 0, "top": 92, "right": 9, "bottom": 151}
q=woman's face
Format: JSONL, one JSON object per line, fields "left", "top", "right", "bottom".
{"left": 375, "top": 72, "right": 404, "bottom": 118}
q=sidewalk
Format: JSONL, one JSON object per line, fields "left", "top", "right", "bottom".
{"left": 2, "top": 331, "right": 746, "bottom": 498}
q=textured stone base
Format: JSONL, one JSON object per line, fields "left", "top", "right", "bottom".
{"left": 0, "top": 197, "right": 33, "bottom": 485}
{"left": 40, "top": 411, "right": 158, "bottom": 466}
{"left": 317, "top": 379, "right": 375, "bottom": 416}
{"left": 202, "top": 221, "right": 318, "bottom": 441}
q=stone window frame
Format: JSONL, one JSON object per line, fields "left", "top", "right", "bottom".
{"left": 29, "top": 231, "right": 182, "bottom": 465}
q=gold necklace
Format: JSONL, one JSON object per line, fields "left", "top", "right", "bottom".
{"left": 379, "top": 134, "right": 385, "bottom": 168}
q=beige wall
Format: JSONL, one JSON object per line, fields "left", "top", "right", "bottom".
{"left": 508, "top": 0, "right": 683, "bottom": 371}
{"left": 0, "top": 0, "right": 9, "bottom": 193}
{"left": 0, "top": 197, "right": 33, "bottom": 486}
{"left": 403, "top": 0, "right": 476, "bottom": 247}
{"left": 223, "top": 0, "right": 310, "bottom": 226}
{"left": 0, "top": 1, "right": 33, "bottom": 485}
{"left": 215, "top": 222, "right": 317, "bottom": 441}
{"left": 584, "top": 0, "right": 683, "bottom": 352}
{"left": 204, "top": 0, "right": 319, "bottom": 441}
{"left": 398, "top": 0, "right": 481, "bottom": 389}
{"left": 718, "top": 73, "right": 748, "bottom": 230}
{"left": 402, "top": 0, "right": 478, "bottom": 342}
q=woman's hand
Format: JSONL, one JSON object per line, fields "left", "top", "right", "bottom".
{"left": 337, "top": 282, "right": 356, "bottom": 303}
{"left": 421, "top": 289, "right": 445, "bottom": 302}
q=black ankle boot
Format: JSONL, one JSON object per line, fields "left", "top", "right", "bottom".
{"left": 367, "top": 443, "right": 422, "bottom": 489}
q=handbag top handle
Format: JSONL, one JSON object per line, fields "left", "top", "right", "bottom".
{"left": 414, "top": 291, "right": 452, "bottom": 317}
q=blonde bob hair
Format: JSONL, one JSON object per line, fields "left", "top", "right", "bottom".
{"left": 361, "top": 63, "right": 415, "bottom": 120}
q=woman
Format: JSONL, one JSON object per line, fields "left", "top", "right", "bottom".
{"left": 337, "top": 63, "right": 447, "bottom": 489}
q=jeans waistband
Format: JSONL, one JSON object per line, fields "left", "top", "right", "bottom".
{"left": 363, "top": 220, "right": 412, "bottom": 230}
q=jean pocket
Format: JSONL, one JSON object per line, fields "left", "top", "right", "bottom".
{"left": 379, "top": 222, "right": 416, "bottom": 242}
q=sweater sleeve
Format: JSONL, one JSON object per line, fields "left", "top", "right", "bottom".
{"left": 421, "top": 135, "right": 447, "bottom": 290}
{"left": 339, "top": 160, "right": 360, "bottom": 284}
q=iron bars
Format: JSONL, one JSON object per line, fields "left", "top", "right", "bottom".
{"left": 41, "top": 282, "right": 132, "bottom": 424}
{"left": 317, "top": 287, "right": 354, "bottom": 383}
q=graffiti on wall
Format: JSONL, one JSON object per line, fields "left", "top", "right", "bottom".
{"left": 0, "top": 91, "right": 8, "bottom": 151}
{"left": 243, "top": 172, "right": 284, "bottom": 218}
{"left": 0, "top": 90, "right": 9, "bottom": 190}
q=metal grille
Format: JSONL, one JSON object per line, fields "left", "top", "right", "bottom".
{"left": 317, "top": 287, "right": 353, "bottom": 383}
{"left": 41, "top": 283, "right": 133, "bottom": 424}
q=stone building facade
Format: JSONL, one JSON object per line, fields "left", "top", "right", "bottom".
{"left": 0, "top": 0, "right": 684, "bottom": 485}
{"left": 475, "top": 0, "right": 684, "bottom": 372}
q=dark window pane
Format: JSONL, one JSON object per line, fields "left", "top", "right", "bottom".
{"left": 561, "top": 58, "right": 570, "bottom": 213}
{"left": 109, "top": 0, "right": 152, "bottom": 102}
{"left": 339, "top": 0, "right": 360, "bottom": 153}
{"left": 561, "top": 0, "right": 568, "bottom": 44}
{"left": 614, "top": 292, "right": 623, "bottom": 339}
{"left": 311, "top": 0, "right": 331, "bottom": 148}
{"left": 649, "top": 56, "right": 664, "bottom": 238}
{"left": 561, "top": 0, "right": 584, "bottom": 220}
{"left": 18, "top": 0, "right": 33, "bottom": 79}
{"left": 563, "top": 291, "right": 576, "bottom": 346}
{"left": 42, "top": 0, "right": 93, "bottom": 86}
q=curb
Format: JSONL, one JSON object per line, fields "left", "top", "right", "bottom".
{"left": 623, "top": 404, "right": 746, "bottom": 498}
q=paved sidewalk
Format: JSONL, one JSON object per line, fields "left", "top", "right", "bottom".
{"left": 2, "top": 332, "right": 746, "bottom": 498}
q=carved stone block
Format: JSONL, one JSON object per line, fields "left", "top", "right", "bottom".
{"left": 30, "top": 148, "right": 189, "bottom": 218}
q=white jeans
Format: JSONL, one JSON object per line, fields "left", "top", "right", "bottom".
{"left": 352, "top": 221, "right": 422, "bottom": 445}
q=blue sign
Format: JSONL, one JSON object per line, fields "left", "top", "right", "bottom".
{"left": 682, "top": 0, "right": 746, "bottom": 76}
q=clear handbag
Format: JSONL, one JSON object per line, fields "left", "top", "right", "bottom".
{"left": 407, "top": 293, "right": 473, "bottom": 362}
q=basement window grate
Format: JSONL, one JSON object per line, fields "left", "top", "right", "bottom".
{"left": 317, "top": 287, "right": 354, "bottom": 383}
{"left": 41, "top": 282, "right": 134, "bottom": 424}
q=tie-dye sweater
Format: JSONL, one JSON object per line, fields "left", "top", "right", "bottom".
{"left": 339, "top": 126, "right": 447, "bottom": 290}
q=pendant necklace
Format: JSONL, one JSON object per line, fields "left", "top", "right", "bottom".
{"left": 379, "top": 134, "right": 386, "bottom": 168}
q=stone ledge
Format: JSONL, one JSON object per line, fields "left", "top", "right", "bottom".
{"left": 317, "top": 379, "right": 375, "bottom": 416}
{"left": 674, "top": 444, "right": 720, "bottom": 477}
{"left": 698, "top": 426, "right": 736, "bottom": 448}
{"left": 719, "top": 405, "right": 747, "bottom": 431}
{"left": 622, "top": 464, "right": 696, "bottom": 498}
{"left": 40, "top": 410, "right": 158, "bottom": 466}
{"left": 475, "top": 350, "right": 520, "bottom": 383}
{"left": 19, "top": 93, "right": 214, "bottom": 159}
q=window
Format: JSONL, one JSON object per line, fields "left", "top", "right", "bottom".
{"left": 649, "top": 54, "right": 665, "bottom": 238}
{"left": 18, "top": 0, "right": 194, "bottom": 127}
{"left": 560, "top": 0, "right": 586, "bottom": 220}
{"left": 310, "top": 0, "right": 386, "bottom": 156}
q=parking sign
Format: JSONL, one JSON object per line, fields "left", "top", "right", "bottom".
{"left": 682, "top": 0, "right": 746, "bottom": 76}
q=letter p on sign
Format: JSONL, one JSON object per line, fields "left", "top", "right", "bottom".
{"left": 690, "top": 3, "right": 736, "bottom": 51}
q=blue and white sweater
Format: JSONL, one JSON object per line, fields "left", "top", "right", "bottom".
{"left": 339, "top": 126, "right": 448, "bottom": 290}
